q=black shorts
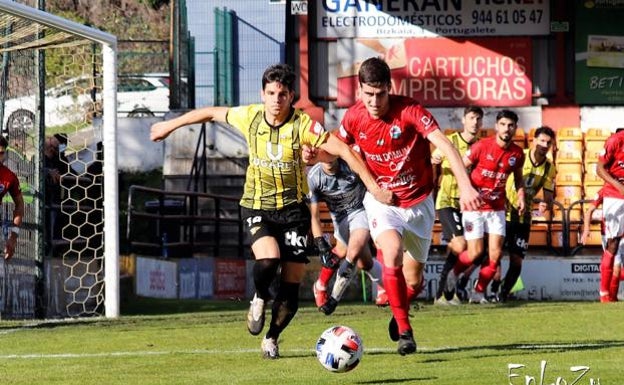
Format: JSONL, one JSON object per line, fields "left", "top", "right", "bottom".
{"left": 241, "top": 202, "right": 311, "bottom": 263}
{"left": 437, "top": 207, "right": 464, "bottom": 242}
{"left": 505, "top": 221, "right": 530, "bottom": 257}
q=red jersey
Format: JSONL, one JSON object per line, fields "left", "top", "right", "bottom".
{"left": 465, "top": 136, "right": 525, "bottom": 211}
{"left": 0, "top": 165, "right": 20, "bottom": 202}
{"left": 337, "top": 95, "right": 440, "bottom": 208}
{"left": 598, "top": 130, "right": 624, "bottom": 199}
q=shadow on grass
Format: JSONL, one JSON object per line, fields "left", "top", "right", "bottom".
{"left": 121, "top": 296, "right": 248, "bottom": 316}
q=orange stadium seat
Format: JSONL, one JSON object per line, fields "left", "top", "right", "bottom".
{"left": 529, "top": 223, "right": 548, "bottom": 246}
{"left": 584, "top": 139, "right": 605, "bottom": 163}
{"left": 513, "top": 129, "right": 526, "bottom": 148}
{"left": 583, "top": 161, "right": 601, "bottom": 184}
{"left": 555, "top": 140, "right": 583, "bottom": 163}
{"left": 557, "top": 127, "right": 583, "bottom": 141}
{"left": 584, "top": 184, "right": 603, "bottom": 201}
{"left": 585, "top": 127, "right": 610, "bottom": 141}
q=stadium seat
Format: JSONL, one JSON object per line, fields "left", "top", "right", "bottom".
{"left": 557, "top": 127, "right": 583, "bottom": 141}
{"left": 443, "top": 128, "right": 457, "bottom": 135}
{"left": 513, "top": 129, "right": 526, "bottom": 148}
{"left": 583, "top": 139, "right": 605, "bottom": 163}
{"left": 478, "top": 128, "right": 495, "bottom": 139}
{"left": 529, "top": 223, "right": 548, "bottom": 246}
{"left": 585, "top": 127, "right": 610, "bottom": 141}
{"left": 555, "top": 140, "right": 583, "bottom": 163}
{"left": 583, "top": 161, "right": 601, "bottom": 185}
{"left": 584, "top": 183, "right": 603, "bottom": 201}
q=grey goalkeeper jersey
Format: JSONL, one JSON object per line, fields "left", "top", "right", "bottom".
{"left": 307, "top": 159, "right": 366, "bottom": 222}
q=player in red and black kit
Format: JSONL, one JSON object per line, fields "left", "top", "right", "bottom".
{"left": 445, "top": 110, "right": 525, "bottom": 304}
{"left": 0, "top": 136, "right": 24, "bottom": 260}
{"left": 596, "top": 127, "right": 624, "bottom": 302}
{"left": 336, "top": 57, "right": 481, "bottom": 355}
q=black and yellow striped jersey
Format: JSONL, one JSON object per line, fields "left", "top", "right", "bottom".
{"left": 227, "top": 104, "right": 328, "bottom": 210}
{"left": 434, "top": 131, "right": 477, "bottom": 210}
{"left": 505, "top": 148, "right": 555, "bottom": 223}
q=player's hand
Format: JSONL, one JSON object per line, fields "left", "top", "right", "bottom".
{"left": 320, "top": 250, "right": 340, "bottom": 269}
{"left": 537, "top": 201, "right": 549, "bottom": 216}
{"left": 459, "top": 186, "right": 482, "bottom": 212}
{"left": 150, "top": 121, "right": 173, "bottom": 142}
{"left": 4, "top": 235, "right": 16, "bottom": 260}
{"left": 314, "top": 236, "right": 340, "bottom": 268}
{"left": 431, "top": 153, "right": 442, "bottom": 165}
{"left": 372, "top": 187, "right": 394, "bottom": 205}
{"left": 580, "top": 229, "right": 590, "bottom": 245}
{"left": 302, "top": 145, "right": 318, "bottom": 164}
{"left": 517, "top": 197, "right": 526, "bottom": 217}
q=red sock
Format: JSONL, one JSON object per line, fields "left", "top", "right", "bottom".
{"left": 475, "top": 258, "right": 498, "bottom": 293}
{"left": 453, "top": 250, "right": 473, "bottom": 275}
{"left": 317, "top": 266, "right": 335, "bottom": 288}
{"left": 609, "top": 274, "right": 620, "bottom": 301}
{"left": 600, "top": 250, "right": 615, "bottom": 296}
{"left": 383, "top": 266, "right": 410, "bottom": 334}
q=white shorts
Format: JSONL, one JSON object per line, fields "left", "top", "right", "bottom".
{"left": 362, "top": 192, "right": 434, "bottom": 263}
{"left": 603, "top": 197, "right": 624, "bottom": 239}
{"left": 462, "top": 210, "right": 506, "bottom": 241}
{"left": 332, "top": 208, "right": 369, "bottom": 246}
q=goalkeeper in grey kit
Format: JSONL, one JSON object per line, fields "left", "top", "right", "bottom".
{"left": 308, "top": 158, "right": 386, "bottom": 315}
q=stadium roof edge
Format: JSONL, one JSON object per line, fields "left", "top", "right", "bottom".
{"left": 0, "top": 0, "right": 117, "bottom": 46}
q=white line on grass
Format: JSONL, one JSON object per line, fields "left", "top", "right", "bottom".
{"left": 0, "top": 343, "right": 607, "bottom": 360}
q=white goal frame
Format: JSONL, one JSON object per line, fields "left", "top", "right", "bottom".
{"left": 0, "top": 0, "right": 119, "bottom": 318}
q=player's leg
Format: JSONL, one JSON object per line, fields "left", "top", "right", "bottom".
{"left": 314, "top": 236, "right": 345, "bottom": 308}
{"left": 499, "top": 221, "right": 529, "bottom": 302}
{"left": 243, "top": 209, "right": 281, "bottom": 337}
{"left": 434, "top": 208, "right": 465, "bottom": 304}
{"left": 261, "top": 203, "right": 310, "bottom": 359}
{"left": 447, "top": 210, "right": 485, "bottom": 293}
{"left": 320, "top": 226, "right": 370, "bottom": 314}
{"left": 601, "top": 197, "right": 624, "bottom": 302}
{"left": 470, "top": 211, "right": 506, "bottom": 304}
{"left": 609, "top": 239, "right": 624, "bottom": 301}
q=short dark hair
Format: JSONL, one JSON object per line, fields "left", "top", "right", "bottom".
{"left": 464, "top": 106, "right": 484, "bottom": 118}
{"left": 0, "top": 136, "right": 7, "bottom": 148}
{"left": 262, "top": 64, "right": 296, "bottom": 92}
{"left": 496, "top": 109, "right": 519, "bottom": 124}
{"left": 358, "top": 57, "right": 391, "bottom": 88}
{"left": 533, "top": 126, "right": 555, "bottom": 140}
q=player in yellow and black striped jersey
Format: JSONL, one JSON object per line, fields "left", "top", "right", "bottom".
{"left": 494, "top": 126, "right": 555, "bottom": 302}
{"left": 150, "top": 64, "right": 391, "bottom": 360}
{"left": 431, "top": 106, "right": 483, "bottom": 304}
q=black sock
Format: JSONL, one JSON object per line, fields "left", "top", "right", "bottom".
{"left": 437, "top": 251, "right": 458, "bottom": 298}
{"left": 266, "top": 281, "right": 300, "bottom": 339}
{"left": 253, "top": 259, "right": 280, "bottom": 300}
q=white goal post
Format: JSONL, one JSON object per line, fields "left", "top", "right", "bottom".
{"left": 0, "top": 0, "right": 119, "bottom": 318}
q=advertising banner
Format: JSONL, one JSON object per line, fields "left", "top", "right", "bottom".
{"left": 575, "top": 0, "right": 624, "bottom": 105}
{"left": 317, "top": 0, "right": 550, "bottom": 38}
{"left": 214, "top": 259, "right": 246, "bottom": 299}
{"left": 136, "top": 257, "right": 177, "bottom": 299}
{"left": 337, "top": 37, "right": 532, "bottom": 107}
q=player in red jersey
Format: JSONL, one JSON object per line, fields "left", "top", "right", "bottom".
{"left": 445, "top": 110, "right": 526, "bottom": 304}
{"left": 580, "top": 187, "right": 624, "bottom": 301}
{"left": 336, "top": 57, "right": 481, "bottom": 355}
{"left": 596, "top": 128, "right": 624, "bottom": 302}
{"left": 0, "top": 136, "right": 24, "bottom": 260}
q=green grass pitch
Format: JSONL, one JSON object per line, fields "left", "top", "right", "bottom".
{"left": 0, "top": 298, "right": 618, "bottom": 384}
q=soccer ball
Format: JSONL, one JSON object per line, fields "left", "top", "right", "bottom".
{"left": 315, "top": 325, "right": 363, "bottom": 373}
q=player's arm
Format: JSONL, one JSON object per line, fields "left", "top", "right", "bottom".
{"left": 596, "top": 160, "right": 624, "bottom": 196}
{"left": 320, "top": 135, "right": 393, "bottom": 205}
{"left": 580, "top": 203, "right": 597, "bottom": 245}
{"left": 5, "top": 188, "right": 24, "bottom": 260}
{"left": 427, "top": 130, "right": 481, "bottom": 211}
{"left": 309, "top": 201, "right": 324, "bottom": 239}
{"left": 538, "top": 189, "right": 554, "bottom": 215}
{"left": 513, "top": 164, "right": 526, "bottom": 216}
{"left": 150, "top": 106, "right": 229, "bottom": 142}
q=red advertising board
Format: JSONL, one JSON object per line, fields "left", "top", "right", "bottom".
{"left": 337, "top": 37, "right": 532, "bottom": 107}
{"left": 214, "top": 259, "right": 246, "bottom": 299}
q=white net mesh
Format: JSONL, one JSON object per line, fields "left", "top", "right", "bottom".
{"left": 0, "top": 5, "right": 111, "bottom": 318}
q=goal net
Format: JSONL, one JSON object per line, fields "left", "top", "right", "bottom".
{"left": 0, "top": 1, "right": 119, "bottom": 318}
